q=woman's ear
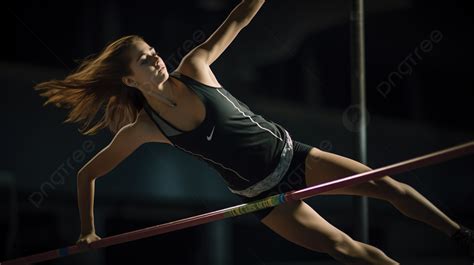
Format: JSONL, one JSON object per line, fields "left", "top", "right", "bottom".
{"left": 122, "top": 76, "right": 137, "bottom": 87}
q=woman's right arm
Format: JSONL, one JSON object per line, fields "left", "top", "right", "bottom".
{"left": 76, "top": 119, "right": 156, "bottom": 244}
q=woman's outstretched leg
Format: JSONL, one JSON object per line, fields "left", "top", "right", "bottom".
{"left": 261, "top": 200, "right": 399, "bottom": 265}
{"left": 302, "top": 147, "right": 461, "bottom": 236}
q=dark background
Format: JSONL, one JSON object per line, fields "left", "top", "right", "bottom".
{"left": 2, "top": 0, "right": 473, "bottom": 264}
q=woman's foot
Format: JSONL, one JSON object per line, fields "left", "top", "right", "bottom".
{"left": 450, "top": 225, "right": 474, "bottom": 259}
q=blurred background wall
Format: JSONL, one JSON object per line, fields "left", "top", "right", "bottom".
{"left": 2, "top": 0, "right": 473, "bottom": 264}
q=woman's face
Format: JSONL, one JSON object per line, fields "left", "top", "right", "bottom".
{"left": 124, "top": 40, "right": 168, "bottom": 91}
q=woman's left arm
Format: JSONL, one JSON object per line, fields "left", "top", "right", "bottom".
{"left": 185, "top": 0, "right": 265, "bottom": 66}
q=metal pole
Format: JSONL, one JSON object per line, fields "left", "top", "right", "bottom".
{"left": 351, "top": 0, "right": 369, "bottom": 243}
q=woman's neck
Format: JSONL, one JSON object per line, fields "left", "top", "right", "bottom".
{"left": 143, "top": 77, "right": 182, "bottom": 114}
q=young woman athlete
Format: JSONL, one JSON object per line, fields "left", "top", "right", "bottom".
{"left": 34, "top": 1, "right": 473, "bottom": 264}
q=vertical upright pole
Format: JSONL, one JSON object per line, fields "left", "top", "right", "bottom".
{"left": 350, "top": 0, "right": 369, "bottom": 243}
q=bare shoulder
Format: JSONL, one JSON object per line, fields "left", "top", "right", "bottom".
{"left": 77, "top": 112, "right": 170, "bottom": 178}
{"left": 133, "top": 109, "right": 173, "bottom": 145}
{"left": 174, "top": 56, "right": 223, "bottom": 88}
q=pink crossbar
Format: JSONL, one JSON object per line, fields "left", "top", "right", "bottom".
{"left": 1, "top": 141, "right": 472, "bottom": 265}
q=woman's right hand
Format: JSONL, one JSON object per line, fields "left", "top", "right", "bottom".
{"left": 76, "top": 232, "right": 101, "bottom": 246}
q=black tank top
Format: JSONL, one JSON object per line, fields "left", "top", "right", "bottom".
{"left": 143, "top": 71, "right": 287, "bottom": 190}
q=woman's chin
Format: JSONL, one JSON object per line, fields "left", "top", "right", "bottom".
{"left": 160, "top": 71, "right": 169, "bottom": 80}
{"left": 151, "top": 73, "right": 167, "bottom": 84}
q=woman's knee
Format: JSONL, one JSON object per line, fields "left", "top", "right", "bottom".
{"left": 328, "top": 236, "right": 398, "bottom": 265}
{"left": 325, "top": 234, "right": 362, "bottom": 263}
{"left": 372, "top": 176, "right": 412, "bottom": 200}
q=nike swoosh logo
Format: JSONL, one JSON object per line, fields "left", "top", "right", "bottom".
{"left": 206, "top": 126, "right": 215, "bottom": 141}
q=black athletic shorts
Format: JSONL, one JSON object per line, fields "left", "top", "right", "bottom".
{"left": 236, "top": 140, "right": 314, "bottom": 221}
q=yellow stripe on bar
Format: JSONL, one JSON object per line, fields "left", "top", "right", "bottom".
{"left": 225, "top": 194, "right": 286, "bottom": 217}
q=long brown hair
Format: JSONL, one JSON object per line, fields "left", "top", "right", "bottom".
{"left": 34, "top": 35, "right": 146, "bottom": 135}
